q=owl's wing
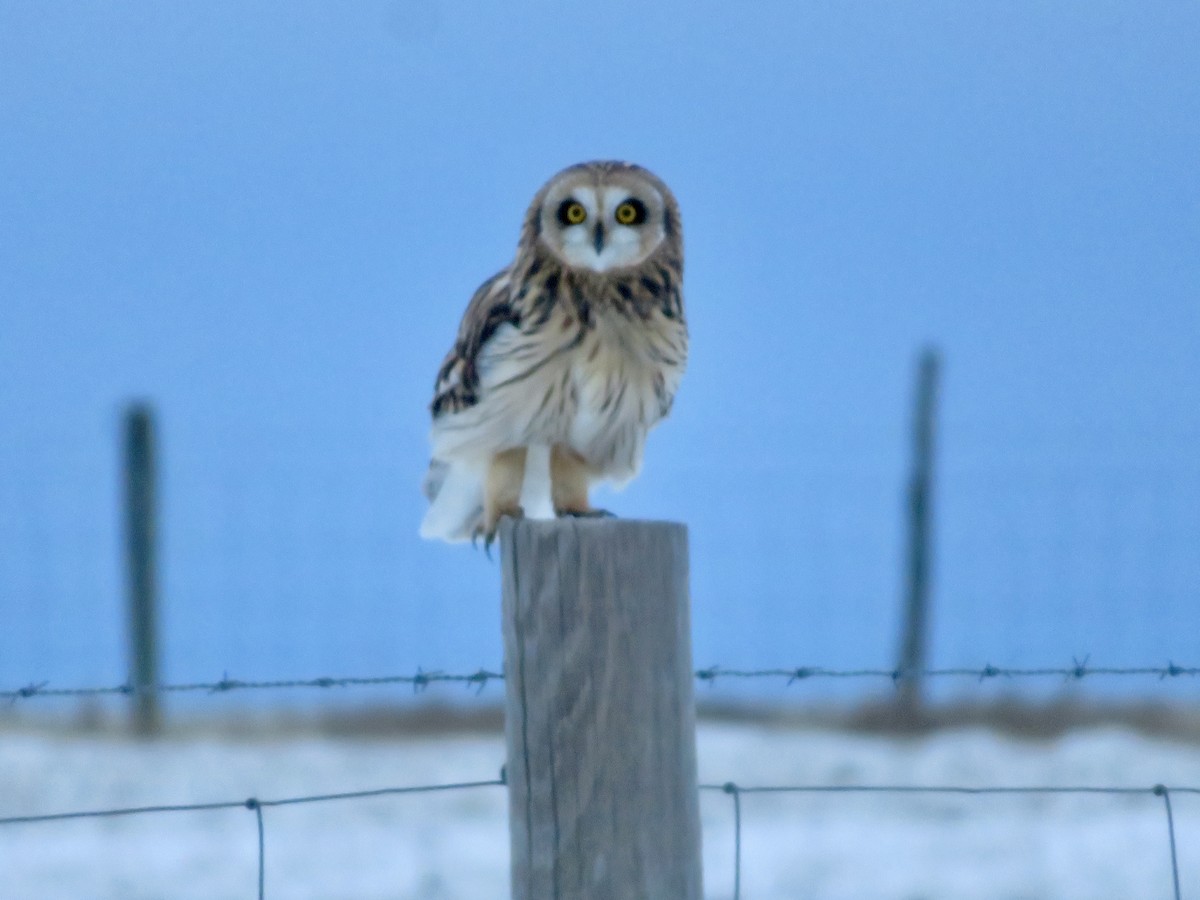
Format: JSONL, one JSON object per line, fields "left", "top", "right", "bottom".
{"left": 430, "top": 268, "right": 520, "bottom": 419}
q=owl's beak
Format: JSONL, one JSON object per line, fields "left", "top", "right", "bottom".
{"left": 593, "top": 222, "right": 605, "bottom": 254}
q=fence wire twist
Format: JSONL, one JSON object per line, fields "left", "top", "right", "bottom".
{"left": 5, "top": 658, "right": 1199, "bottom": 703}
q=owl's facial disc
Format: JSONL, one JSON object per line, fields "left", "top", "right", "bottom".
{"left": 543, "top": 184, "right": 664, "bottom": 273}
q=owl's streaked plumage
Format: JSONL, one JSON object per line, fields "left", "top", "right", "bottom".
{"left": 420, "top": 161, "right": 687, "bottom": 543}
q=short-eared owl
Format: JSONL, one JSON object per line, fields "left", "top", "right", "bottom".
{"left": 420, "top": 160, "right": 686, "bottom": 543}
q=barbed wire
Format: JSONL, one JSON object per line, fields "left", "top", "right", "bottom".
{"left": 1, "top": 669, "right": 506, "bottom": 702}
{"left": 695, "top": 659, "right": 1200, "bottom": 684}
{"left": 5, "top": 659, "right": 1199, "bottom": 703}
{"left": 702, "top": 781, "right": 1195, "bottom": 900}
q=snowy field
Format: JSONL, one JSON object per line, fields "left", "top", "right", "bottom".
{"left": 2, "top": 723, "right": 1198, "bottom": 900}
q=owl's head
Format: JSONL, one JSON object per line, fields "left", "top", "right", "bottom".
{"left": 525, "top": 161, "right": 681, "bottom": 274}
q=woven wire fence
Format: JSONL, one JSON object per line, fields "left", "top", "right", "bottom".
{"left": 3, "top": 663, "right": 1198, "bottom": 899}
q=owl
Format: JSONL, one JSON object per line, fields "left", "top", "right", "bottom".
{"left": 420, "top": 160, "right": 686, "bottom": 544}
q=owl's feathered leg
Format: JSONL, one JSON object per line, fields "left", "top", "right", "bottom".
{"left": 482, "top": 447, "right": 527, "bottom": 545}
{"left": 551, "top": 445, "right": 612, "bottom": 518}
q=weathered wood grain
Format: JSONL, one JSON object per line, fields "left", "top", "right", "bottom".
{"left": 500, "top": 517, "right": 702, "bottom": 900}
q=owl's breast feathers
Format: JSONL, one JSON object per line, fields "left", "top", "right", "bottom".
{"left": 428, "top": 251, "right": 685, "bottom": 480}
{"left": 431, "top": 248, "right": 685, "bottom": 406}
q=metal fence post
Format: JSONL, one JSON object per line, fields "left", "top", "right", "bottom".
{"left": 123, "top": 403, "right": 162, "bottom": 735}
{"left": 499, "top": 517, "right": 703, "bottom": 899}
{"left": 896, "top": 348, "right": 940, "bottom": 717}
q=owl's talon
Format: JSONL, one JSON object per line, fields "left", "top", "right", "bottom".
{"left": 478, "top": 508, "right": 524, "bottom": 558}
{"left": 472, "top": 529, "right": 497, "bottom": 559}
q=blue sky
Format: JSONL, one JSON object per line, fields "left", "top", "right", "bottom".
{"left": 1, "top": 1, "right": 1198, "bottom": 698}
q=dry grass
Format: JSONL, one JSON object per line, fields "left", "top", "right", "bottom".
{"left": 3, "top": 696, "right": 1200, "bottom": 744}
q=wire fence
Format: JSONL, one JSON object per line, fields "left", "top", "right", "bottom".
{"left": 1, "top": 771, "right": 1193, "bottom": 900}
{"left": 0, "top": 778, "right": 506, "bottom": 900}
{"left": 5, "top": 659, "right": 1200, "bottom": 703}
{"left": 702, "top": 781, "right": 1193, "bottom": 900}
{"left": 3, "top": 659, "right": 1198, "bottom": 898}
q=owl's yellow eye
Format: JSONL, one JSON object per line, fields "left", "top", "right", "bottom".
{"left": 614, "top": 199, "right": 647, "bottom": 226}
{"left": 557, "top": 199, "right": 587, "bottom": 226}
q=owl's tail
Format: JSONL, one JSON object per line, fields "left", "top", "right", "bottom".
{"left": 419, "top": 459, "right": 484, "bottom": 543}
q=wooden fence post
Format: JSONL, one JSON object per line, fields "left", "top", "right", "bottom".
{"left": 123, "top": 404, "right": 162, "bottom": 736}
{"left": 896, "top": 348, "right": 940, "bottom": 717}
{"left": 500, "top": 517, "right": 703, "bottom": 900}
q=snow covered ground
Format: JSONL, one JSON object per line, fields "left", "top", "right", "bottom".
{"left": 2, "top": 723, "right": 1198, "bottom": 899}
